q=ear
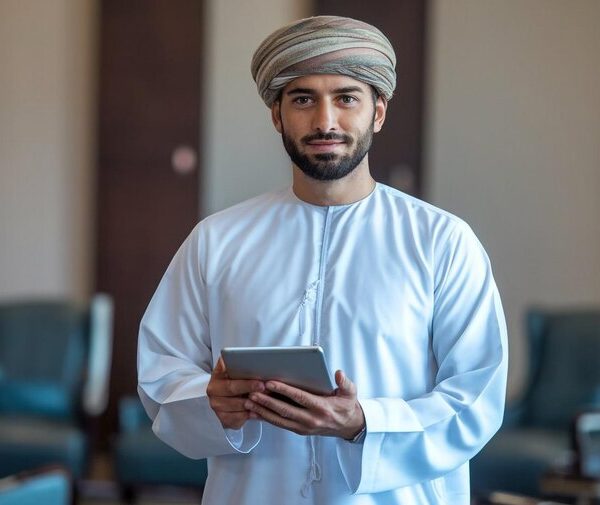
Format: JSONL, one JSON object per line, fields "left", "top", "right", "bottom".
{"left": 271, "top": 101, "right": 283, "bottom": 134}
{"left": 373, "top": 96, "right": 388, "bottom": 133}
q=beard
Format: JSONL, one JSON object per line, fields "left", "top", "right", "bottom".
{"left": 281, "top": 123, "right": 374, "bottom": 181}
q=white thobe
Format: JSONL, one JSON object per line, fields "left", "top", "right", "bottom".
{"left": 138, "top": 183, "right": 508, "bottom": 505}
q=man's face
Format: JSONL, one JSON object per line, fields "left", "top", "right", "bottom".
{"left": 271, "top": 74, "right": 387, "bottom": 181}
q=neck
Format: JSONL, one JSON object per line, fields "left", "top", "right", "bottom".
{"left": 292, "top": 158, "right": 376, "bottom": 206}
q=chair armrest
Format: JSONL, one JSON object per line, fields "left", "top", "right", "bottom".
{"left": 82, "top": 294, "right": 114, "bottom": 416}
{"left": 119, "top": 396, "right": 152, "bottom": 433}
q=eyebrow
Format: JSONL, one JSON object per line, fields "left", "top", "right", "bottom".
{"left": 332, "top": 86, "right": 364, "bottom": 94}
{"left": 285, "top": 86, "right": 365, "bottom": 96}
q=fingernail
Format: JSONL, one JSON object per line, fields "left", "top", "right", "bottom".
{"left": 245, "top": 400, "right": 253, "bottom": 410}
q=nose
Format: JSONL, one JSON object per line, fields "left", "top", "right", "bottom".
{"left": 311, "top": 100, "right": 337, "bottom": 132}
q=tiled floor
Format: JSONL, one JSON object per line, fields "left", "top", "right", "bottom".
{"left": 78, "top": 481, "right": 202, "bottom": 505}
{"left": 78, "top": 453, "right": 203, "bottom": 505}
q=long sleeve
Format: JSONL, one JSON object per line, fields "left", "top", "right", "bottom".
{"left": 137, "top": 224, "right": 261, "bottom": 459}
{"left": 336, "top": 221, "right": 509, "bottom": 494}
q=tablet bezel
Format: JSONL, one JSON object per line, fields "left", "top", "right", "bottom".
{"left": 220, "top": 345, "right": 335, "bottom": 395}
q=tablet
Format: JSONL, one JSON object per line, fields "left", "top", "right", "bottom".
{"left": 221, "top": 346, "right": 335, "bottom": 395}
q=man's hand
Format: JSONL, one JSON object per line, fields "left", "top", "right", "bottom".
{"left": 244, "top": 370, "right": 365, "bottom": 440}
{"left": 207, "top": 358, "right": 265, "bottom": 430}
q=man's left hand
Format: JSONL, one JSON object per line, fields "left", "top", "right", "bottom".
{"left": 244, "top": 369, "right": 365, "bottom": 440}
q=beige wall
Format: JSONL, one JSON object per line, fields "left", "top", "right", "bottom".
{"left": 0, "top": 0, "right": 96, "bottom": 301}
{"left": 202, "top": 0, "right": 310, "bottom": 214}
{"left": 426, "top": 0, "right": 600, "bottom": 396}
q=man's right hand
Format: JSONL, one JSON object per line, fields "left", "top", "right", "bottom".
{"left": 207, "top": 357, "right": 265, "bottom": 429}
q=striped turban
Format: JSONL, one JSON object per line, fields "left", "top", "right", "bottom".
{"left": 251, "top": 15, "right": 396, "bottom": 107}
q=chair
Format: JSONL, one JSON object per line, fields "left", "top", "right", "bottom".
{"left": 0, "top": 466, "right": 71, "bottom": 505}
{"left": 471, "top": 308, "right": 600, "bottom": 497}
{"left": 114, "top": 396, "right": 207, "bottom": 502}
{"left": 0, "top": 295, "right": 113, "bottom": 480}
{"left": 574, "top": 410, "right": 600, "bottom": 478}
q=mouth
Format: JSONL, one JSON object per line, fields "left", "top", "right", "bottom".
{"left": 305, "top": 140, "right": 345, "bottom": 152}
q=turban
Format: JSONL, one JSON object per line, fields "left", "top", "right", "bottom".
{"left": 251, "top": 16, "right": 396, "bottom": 107}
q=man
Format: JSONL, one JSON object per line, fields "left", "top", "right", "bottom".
{"left": 138, "top": 15, "right": 508, "bottom": 505}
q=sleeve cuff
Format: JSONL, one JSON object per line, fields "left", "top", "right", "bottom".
{"left": 336, "top": 399, "right": 377, "bottom": 494}
{"left": 224, "top": 420, "right": 262, "bottom": 453}
{"left": 336, "top": 398, "right": 426, "bottom": 494}
{"left": 336, "top": 434, "right": 367, "bottom": 493}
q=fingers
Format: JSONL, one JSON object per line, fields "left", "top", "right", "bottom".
{"left": 227, "top": 378, "right": 265, "bottom": 396}
{"left": 213, "top": 357, "right": 226, "bottom": 374}
{"left": 209, "top": 358, "right": 265, "bottom": 430}
{"left": 246, "top": 392, "right": 315, "bottom": 425}
{"left": 264, "top": 381, "right": 318, "bottom": 409}
{"left": 210, "top": 358, "right": 265, "bottom": 396}
{"left": 218, "top": 411, "right": 252, "bottom": 430}
{"left": 244, "top": 395, "right": 308, "bottom": 434}
{"left": 207, "top": 378, "right": 264, "bottom": 399}
{"left": 211, "top": 397, "right": 253, "bottom": 429}
{"left": 209, "top": 396, "right": 251, "bottom": 413}
{"left": 245, "top": 379, "right": 362, "bottom": 438}
{"left": 335, "top": 370, "right": 356, "bottom": 398}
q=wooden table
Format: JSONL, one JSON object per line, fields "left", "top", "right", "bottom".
{"left": 541, "top": 470, "right": 600, "bottom": 505}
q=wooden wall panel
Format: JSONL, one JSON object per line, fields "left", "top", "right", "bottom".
{"left": 97, "top": 0, "right": 203, "bottom": 441}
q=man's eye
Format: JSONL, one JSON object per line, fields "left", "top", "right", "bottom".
{"left": 293, "top": 96, "right": 312, "bottom": 105}
{"left": 340, "top": 96, "right": 357, "bottom": 104}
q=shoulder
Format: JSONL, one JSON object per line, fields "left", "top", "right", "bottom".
{"left": 185, "top": 187, "right": 292, "bottom": 259}
{"left": 201, "top": 187, "right": 290, "bottom": 229}
{"left": 375, "top": 183, "right": 462, "bottom": 223}
{"left": 193, "top": 187, "right": 290, "bottom": 241}
{"left": 374, "top": 182, "right": 474, "bottom": 246}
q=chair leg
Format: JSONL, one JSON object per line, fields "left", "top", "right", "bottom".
{"left": 120, "top": 484, "right": 136, "bottom": 504}
{"left": 71, "top": 480, "right": 79, "bottom": 505}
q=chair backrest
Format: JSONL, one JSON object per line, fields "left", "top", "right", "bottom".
{"left": 574, "top": 410, "right": 600, "bottom": 478}
{"left": 523, "top": 309, "right": 600, "bottom": 430}
{"left": 0, "top": 301, "right": 87, "bottom": 421}
{"left": 0, "top": 466, "right": 71, "bottom": 505}
{"left": 0, "top": 295, "right": 113, "bottom": 421}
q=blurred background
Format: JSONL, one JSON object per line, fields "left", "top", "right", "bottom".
{"left": 1, "top": 1, "right": 599, "bottom": 504}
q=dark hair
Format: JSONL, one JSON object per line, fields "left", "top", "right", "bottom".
{"left": 370, "top": 86, "right": 380, "bottom": 106}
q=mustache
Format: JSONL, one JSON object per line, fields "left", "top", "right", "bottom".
{"left": 302, "top": 132, "right": 352, "bottom": 144}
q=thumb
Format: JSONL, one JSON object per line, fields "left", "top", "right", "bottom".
{"left": 213, "top": 357, "right": 226, "bottom": 374}
{"left": 335, "top": 370, "right": 356, "bottom": 397}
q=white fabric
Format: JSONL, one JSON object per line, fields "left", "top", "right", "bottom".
{"left": 138, "top": 183, "right": 508, "bottom": 505}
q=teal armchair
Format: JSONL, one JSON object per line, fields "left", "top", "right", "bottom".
{"left": 0, "top": 466, "right": 71, "bottom": 505}
{"left": 470, "top": 309, "right": 600, "bottom": 497}
{"left": 0, "top": 295, "right": 113, "bottom": 479}
{"left": 114, "top": 396, "right": 207, "bottom": 502}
